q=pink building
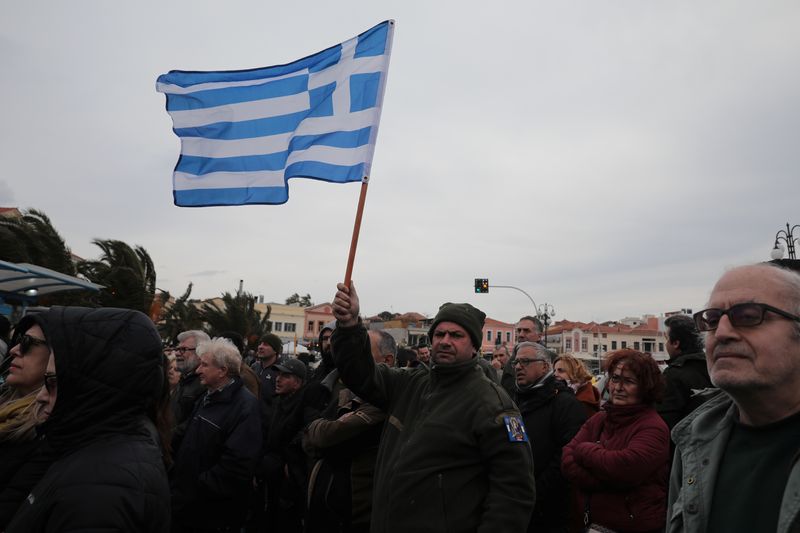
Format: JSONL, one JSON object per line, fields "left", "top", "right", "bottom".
{"left": 481, "top": 317, "right": 515, "bottom": 354}
{"left": 304, "top": 303, "right": 335, "bottom": 340}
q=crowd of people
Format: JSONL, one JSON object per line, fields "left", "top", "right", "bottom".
{"left": 0, "top": 260, "right": 798, "bottom": 532}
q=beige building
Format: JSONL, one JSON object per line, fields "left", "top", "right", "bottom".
{"left": 255, "top": 302, "right": 306, "bottom": 343}
{"left": 547, "top": 316, "right": 668, "bottom": 373}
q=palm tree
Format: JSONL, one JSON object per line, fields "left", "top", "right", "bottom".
{"left": 0, "top": 209, "right": 76, "bottom": 275}
{"left": 159, "top": 283, "right": 204, "bottom": 343}
{"left": 200, "top": 291, "right": 272, "bottom": 349}
{"left": 77, "top": 239, "right": 157, "bottom": 314}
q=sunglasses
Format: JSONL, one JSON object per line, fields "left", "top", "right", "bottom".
{"left": 693, "top": 303, "right": 800, "bottom": 332}
{"left": 16, "top": 334, "right": 48, "bottom": 354}
{"left": 44, "top": 372, "right": 57, "bottom": 394}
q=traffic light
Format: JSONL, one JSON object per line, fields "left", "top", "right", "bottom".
{"left": 474, "top": 278, "right": 489, "bottom": 293}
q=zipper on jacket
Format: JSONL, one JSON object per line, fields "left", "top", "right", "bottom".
{"left": 438, "top": 473, "right": 449, "bottom": 533}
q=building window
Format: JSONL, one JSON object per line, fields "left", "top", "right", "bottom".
{"left": 285, "top": 323, "right": 296, "bottom": 333}
{"left": 634, "top": 341, "right": 640, "bottom": 350}
{"left": 602, "top": 344, "right": 607, "bottom": 352}
{"left": 581, "top": 339, "right": 588, "bottom": 351}
{"left": 318, "top": 321, "right": 325, "bottom": 332}
{"left": 506, "top": 331, "right": 511, "bottom": 342}
{"left": 611, "top": 340, "right": 617, "bottom": 350}
{"left": 496, "top": 331, "right": 502, "bottom": 341}
{"left": 274, "top": 322, "right": 283, "bottom": 332}
{"left": 621, "top": 341, "right": 627, "bottom": 349}
{"left": 486, "top": 330, "right": 492, "bottom": 341}
{"left": 602, "top": 333, "right": 607, "bottom": 338}
{"left": 593, "top": 344, "right": 598, "bottom": 352}
{"left": 565, "top": 338, "right": 572, "bottom": 350}
{"left": 659, "top": 342, "right": 664, "bottom": 352}
{"left": 308, "top": 321, "right": 314, "bottom": 333}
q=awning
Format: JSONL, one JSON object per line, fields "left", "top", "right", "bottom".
{"left": 0, "top": 260, "right": 103, "bottom": 300}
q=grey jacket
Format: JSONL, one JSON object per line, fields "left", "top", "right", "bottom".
{"left": 667, "top": 389, "right": 800, "bottom": 533}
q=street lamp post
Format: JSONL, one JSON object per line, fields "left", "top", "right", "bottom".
{"left": 770, "top": 222, "right": 800, "bottom": 260}
{"left": 537, "top": 303, "right": 555, "bottom": 346}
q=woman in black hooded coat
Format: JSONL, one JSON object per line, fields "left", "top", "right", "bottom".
{"left": 6, "top": 306, "right": 171, "bottom": 533}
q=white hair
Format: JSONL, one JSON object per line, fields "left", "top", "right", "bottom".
{"left": 196, "top": 337, "right": 242, "bottom": 377}
{"left": 177, "top": 330, "right": 210, "bottom": 345}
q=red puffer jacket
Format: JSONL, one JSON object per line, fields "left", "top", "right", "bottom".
{"left": 561, "top": 403, "right": 669, "bottom": 533}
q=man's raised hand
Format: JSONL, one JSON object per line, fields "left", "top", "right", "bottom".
{"left": 332, "top": 282, "right": 360, "bottom": 328}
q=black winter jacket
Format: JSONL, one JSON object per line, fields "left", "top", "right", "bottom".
{"left": 170, "top": 377, "right": 262, "bottom": 530}
{"left": 515, "top": 374, "right": 588, "bottom": 532}
{"left": 6, "top": 306, "right": 170, "bottom": 532}
{"left": 656, "top": 352, "right": 714, "bottom": 430}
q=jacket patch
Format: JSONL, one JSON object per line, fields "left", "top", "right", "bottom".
{"left": 504, "top": 415, "right": 528, "bottom": 442}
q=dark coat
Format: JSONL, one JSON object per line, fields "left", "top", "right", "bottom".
{"left": 170, "top": 377, "right": 262, "bottom": 530}
{"left": 515, "top": 375, "right": 588, "bottom": 532}
{"left": 332, "top": 323, "right": 536, "bottom": 533}
{"left": 656, "top": 352, "right": 714, "bottom": 430}
{"left": 562, "top": 403, "right": 670, "bottom": 533}
{"left": 170, "top": 371, "right": 205, "bottom": 450}
{"left": 6, "top": 306, "right": 170, "bottom": 533}
{"left": 304, "top": 370, "right": 386, "bottom": 532}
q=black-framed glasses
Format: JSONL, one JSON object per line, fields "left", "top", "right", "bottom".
{"left": 693, "top": 303, "right": 800, "bottom": 332}
{"left": 514, "top": 358, "right": 547, "bottom": 367}
{"left": 43, "top": 372, "right": 57, "bottom": 394}
{"left": 175, "top": 346, "right": 196, "bottom": 355}
{"left": 16, "top": 334, "right": 48, "bottom": 355}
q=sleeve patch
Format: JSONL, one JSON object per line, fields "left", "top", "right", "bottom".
{"left": 504, "top": 415, "right": 529, "bottom": 443}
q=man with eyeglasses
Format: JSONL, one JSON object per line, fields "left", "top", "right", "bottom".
{"left": 667, "top": 264, "right": 800, "bottom": 533}
{"left": 512, "top": 342, "right": 586, "bottom": 532}
{"left": 500, "top": 316, "right": 546, "bottom": 395}
{"left": 171, "top": 329, "right": 210, "bottom": 450}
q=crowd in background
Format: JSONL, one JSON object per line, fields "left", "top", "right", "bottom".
{"left": 0, "top": 260, "right": 798, "bottom": 532}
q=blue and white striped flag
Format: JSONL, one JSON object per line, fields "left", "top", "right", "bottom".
{"left": 156, "top": 20, "right": 394, "bottom": 207}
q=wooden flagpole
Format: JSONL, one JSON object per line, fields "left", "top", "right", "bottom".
{"left": 343, "top": 176, "right": 370, "bottom": 288}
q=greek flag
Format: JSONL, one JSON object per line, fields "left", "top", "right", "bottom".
{"left": 156, "top": 20, "right": 394, "bottom": 207}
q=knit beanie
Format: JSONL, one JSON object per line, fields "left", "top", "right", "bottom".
{"left": 260, "top": 333, "right": 283, "bottom": 355}
{"left": 428, "top": 303, "right": 486, "bottom": 349}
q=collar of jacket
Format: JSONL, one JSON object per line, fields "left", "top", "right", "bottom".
{"left": 180, "top": 371, "right": 200, "bottom": 385}
{"left": 203, "top": 377, "right": 243, "bottom": 406}
{"left": 602, "top": 402, "right": 656, "bottom": 428}
{"left": 671, "top": 389, "right": 735, "bottom": 448}
{"left": 430, "top": 355, "right": 479, "bottom": 386}
{"left": 514, "top": 374, "right": 566, "bottom": 410}
{"left": 669, "top": 351, "right": 707, "bottom": 368}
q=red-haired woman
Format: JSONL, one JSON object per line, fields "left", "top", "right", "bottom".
{"left": 561, "top": 349, "right": 669, "bottom": 533}
{"left": 554, "top": 354, "right": 601, "bottom": 417}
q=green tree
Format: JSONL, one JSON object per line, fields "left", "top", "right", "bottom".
{"left": 0, "top": 209, "right": 75, "bottom": 275}
{"left": 159, "top": 283, "right": 203, "bottom": 343}
{"left": 77, "top": 239, "right": 157, "bottom": 314}
{"left": 378, "top": 311, "right": 396, "bottom": 321}
{"left": 201, "top": 291, "right": 272, "bottom": 348}
{"left": 285, "top": 292, "right": 313, "bottom": 306}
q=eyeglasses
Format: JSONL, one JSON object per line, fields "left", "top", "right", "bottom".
{"left": 174, "top": 346, "right": 196, "bottom": 355}
{"left": 513, "top": 358, "right": 547, "bottom": 367}
{"left": 693, "top": 303, "right": 800, "bottom": 332}
{"left": 609, "top": 374, "right": 638, "bottom": 387}
{"left": 43, "top": 372, "right": 57, "bottom": 394}
{"left": 16, "top": 334, "right": 48, "bottom": 355}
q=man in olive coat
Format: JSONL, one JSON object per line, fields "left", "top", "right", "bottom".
{"left": 331, "top": 283, "right": 535, "bottom": 533}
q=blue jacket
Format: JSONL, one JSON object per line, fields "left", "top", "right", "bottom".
{"left": 170, "top": 377, "right": 262, "bottom": 529}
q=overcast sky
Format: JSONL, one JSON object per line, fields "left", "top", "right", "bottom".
{"left": 2, "top": 1, "right": 799, "bottom": 324}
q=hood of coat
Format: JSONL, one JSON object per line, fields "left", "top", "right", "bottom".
{"left": 41, "top": 306, "right": 165, "bottom": 451}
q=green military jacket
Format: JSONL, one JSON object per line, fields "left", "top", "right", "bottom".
{"left": 332, "top": 323, "right": 536, "bottom": 533}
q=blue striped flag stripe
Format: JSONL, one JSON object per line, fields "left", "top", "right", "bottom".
{"left": 157, "top": 20, "right": 393, "bottom": 207}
